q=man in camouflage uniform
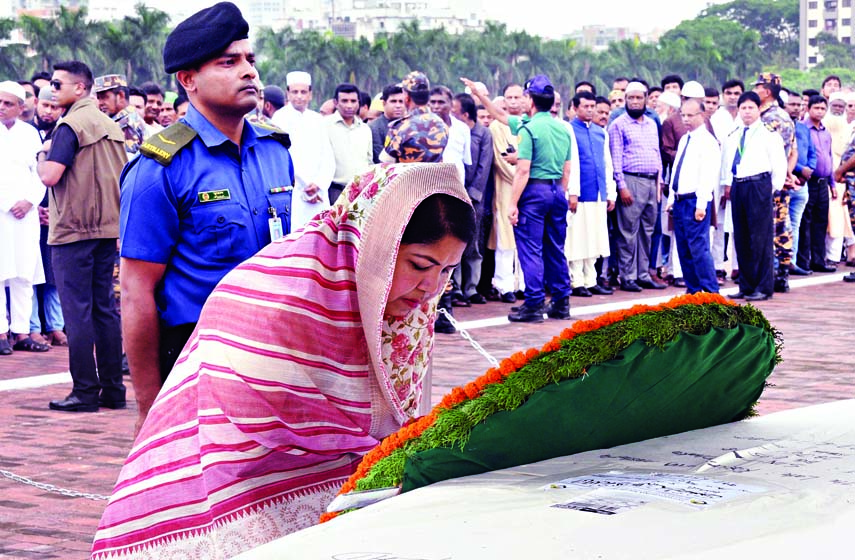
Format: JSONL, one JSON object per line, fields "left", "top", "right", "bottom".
{"left": 834, "top": 137, "right": 855, "bottom": 283}
{"left": 94, "top": 74, "right": 145, "bottom": 155}
{"left": 380, "top": 71, "right": 454, "bottom": 333}
{"left": 754, "top": 73, "right": 796, "bottom": 293}
{"left": 381, "top": 71, "right": 449, "bottom": 163}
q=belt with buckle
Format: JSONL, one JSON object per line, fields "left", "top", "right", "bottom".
{"left": 624, "top": 171, "right": 658, "bottom": 180}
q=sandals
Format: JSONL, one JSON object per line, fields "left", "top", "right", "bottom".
{"left": 49, "top": 331, "right": 68, "bottom": 346}
{"left": 12, "top": 336, "right": 51, "bottom": 353}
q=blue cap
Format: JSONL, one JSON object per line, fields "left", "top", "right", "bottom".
{"left": 524, "top": 74, "right": 554, "bottom": 96}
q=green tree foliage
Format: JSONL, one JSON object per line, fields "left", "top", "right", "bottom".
{"left": 702, "top": 0, "right": 799, "bottom": 67}
{"left": 0, "top": 0, "right": 834, "bottom": 106}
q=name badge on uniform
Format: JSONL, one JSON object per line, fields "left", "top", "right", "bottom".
{"left": 268, "top": 207, "right": 284, "bottom": 242}
{"left": 198, "top": 189, "right": 231, "bottom": 203}
{"left": 269, "top": 186, "right": 293, "bottom": 195}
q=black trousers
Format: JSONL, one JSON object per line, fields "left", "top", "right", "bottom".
{"left": 731, "top": 175, "right": 775, "bottom": 296}
{"left": 159, "top": 322, "right": 197, "bottom": 383}
{"left": 52, "top": 238, "right": 124, "bottom": 404}
{"left": 797, "top": 176, "right": 830, "bottom": 270}
{"left": 329, "top": 182, "right": 346, "bottom": 206}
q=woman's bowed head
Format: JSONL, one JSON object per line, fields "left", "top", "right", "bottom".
{"left": 386, "top": 193, "right": 475, "bottom": 319}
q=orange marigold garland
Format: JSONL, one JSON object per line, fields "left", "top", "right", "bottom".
{"left": 324, "top": 293, "right": 768, "bottom": 522}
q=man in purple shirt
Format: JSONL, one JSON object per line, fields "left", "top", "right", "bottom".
{"left": 608, "top": 81, "right": 667, "bottom": 292}
{"left": 798, "top": 95, "right": 834, "bottom": 272}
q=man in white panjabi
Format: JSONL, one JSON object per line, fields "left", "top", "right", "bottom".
{"left": 0, "top": 81, "right": 48, "bottom": 355}
{"left": 270, "top": 71, "right": 335, "bottom": 230}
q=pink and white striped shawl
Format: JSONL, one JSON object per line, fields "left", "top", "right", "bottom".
{"left": 92, "top": 163, "right": 470, "bottom": 559}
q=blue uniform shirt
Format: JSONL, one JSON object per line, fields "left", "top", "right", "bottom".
{"left": 120, "top": 104, "right": 294, "bottom": 327}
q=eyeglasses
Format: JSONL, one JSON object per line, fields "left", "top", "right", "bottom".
{"left": 49, "top": 79, "right": 79, "bottom": 90}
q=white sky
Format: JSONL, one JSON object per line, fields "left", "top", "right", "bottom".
{"left": 141, "top": 0, "right": 733, "bottom": 37}
{"left": 489, "top": 0, "right": 732, "bottom": 37}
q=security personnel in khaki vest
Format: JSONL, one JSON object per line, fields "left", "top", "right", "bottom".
{"left": 119, "top": 1, "right": 294, "bottom": 435}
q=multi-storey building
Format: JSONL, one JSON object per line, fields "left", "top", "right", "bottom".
{"left": 800, "top": 0, "right": 855, "bottom": 69}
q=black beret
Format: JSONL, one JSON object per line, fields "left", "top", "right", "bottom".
{"left": 163, "top": 2, "right": 249, "bottom": 74}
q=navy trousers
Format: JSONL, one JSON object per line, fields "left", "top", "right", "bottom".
{"left": 514, "top": 181, "right": 571, "bottom": 307}
{"left": 673, "top": 198, "right": 718, "bottom": 294}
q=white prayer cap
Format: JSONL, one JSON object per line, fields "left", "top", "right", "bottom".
{"left": 681, "top": 80, "right": 705, "bottom": 99}
{"left": 830, "top": 91, "right": 847, "bottom": 103}
{"left": 845, "top": 91, "right": 855, "bottom": 103}
{"left": 465, "top": 81, "right": 488, "bottom": 97}
{"left": 625, "top": 81, "right": 647, "bottom": 94}
{"left": 778, "top": 90, "right": 789, "bottom": 104}
{"left": 286, "top": 71, "right": 311, "bottom": 86}
{"left": 658, "top": 90, "right": 681, "bottom": 109}
{"left": 0, "top": 80, "right": 26, "bottom": 101}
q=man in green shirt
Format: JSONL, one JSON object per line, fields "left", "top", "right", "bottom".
{"left": 507, "top": 75, "right": 573, "bottom": 322}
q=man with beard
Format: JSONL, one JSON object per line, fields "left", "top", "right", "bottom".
{"left": 33, "top": 86, "right": 61, "bottom": 140}
{"left": 609, "top": 81, "right": 666, "bottom": 292}
{"left": 94, "top": 74, "right": 145, "bottom": 155}
{"left": 28, "top": 86, "right": 66, "bottom": 347}
{"left": 119, "top": 2, "right": 295, "bottom": 433}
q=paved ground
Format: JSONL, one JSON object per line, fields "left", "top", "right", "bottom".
{"left": 0, "top": 272, "right": 853, "bottom": 558}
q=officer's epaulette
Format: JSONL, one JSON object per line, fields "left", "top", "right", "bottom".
{"left": 139, "top": 122, "right": 198, "bottom": 166}
{"left": 252, "top": 121, "right": 291, "bottom": 149}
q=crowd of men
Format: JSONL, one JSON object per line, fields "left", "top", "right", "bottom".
{"left": 4, "top": 1, "right": 855, "bottom": 417}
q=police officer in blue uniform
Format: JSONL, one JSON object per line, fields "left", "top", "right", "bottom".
{"left": 120, "top": 2, "right": 294, "bottom": 434}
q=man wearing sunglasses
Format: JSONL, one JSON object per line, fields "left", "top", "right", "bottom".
{"left": 37, "top": 60, "right": 127, "bottom": 413}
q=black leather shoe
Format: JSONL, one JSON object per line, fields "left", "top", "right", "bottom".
{"left": 673, "top": 278, "right": 686, "bottom": 288}
{"left": 0, "top": 337, "right": 11, "bottom": 356}
{"left": 49, "top": 394, "right": 98, "bottom": 412}
{"left": 451, "top": 295, "right": 471, "bottom": 308}
{"left": 508, "top": 303, "right": 544, "bottom": 323}
{"left": 729, "top": 291, "right": 747, "bottom": 299}
{"left": 637, "top": 278, "right": 667, "bottom": 290}
{"left": 99, "top": 398, "right": 127, "bottom": 410}
{"left": 571, "top": 286, "right": 593, "bottom": 297}
{"left": 589, "top": 284, "right": 613, "bottom": 295}
{"left": 500, "top": 292, "right": 517, "bottom": 304}
{"left": 811, "top": 264, "right": 837, "bottom": 273}
{"left": 745, "top": 292, "right": 771, "bottom": 302}
{"left": 845, "top": 273, "right": 855, "bottom": 283}
{"left": 434, "top": 314, "right": 456, "bottom": 334}
{"left": 773, "top": 278, "right": 790, "bottom": 293}
{"left": 546, "top": 297, "right": 571, "bottom": 320}
{"left": 620, "top": 280, "right": 643, "bottom": 292}
{"left": 468, "top": 293, "right": 487, "bottom": 304}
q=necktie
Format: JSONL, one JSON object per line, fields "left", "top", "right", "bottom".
{"left": 672, "top": 134, "right": 690, "bottom": 194}
{"left": 731, "top": 127, "right": 749, "bottom": 176}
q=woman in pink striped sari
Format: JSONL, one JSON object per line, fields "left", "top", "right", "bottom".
{"left": 92, "top": 163, "right": 474, "bottom": 559}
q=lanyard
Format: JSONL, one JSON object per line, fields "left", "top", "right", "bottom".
{"left": 736, "top": 125, "right": 759, "bottom": 159}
